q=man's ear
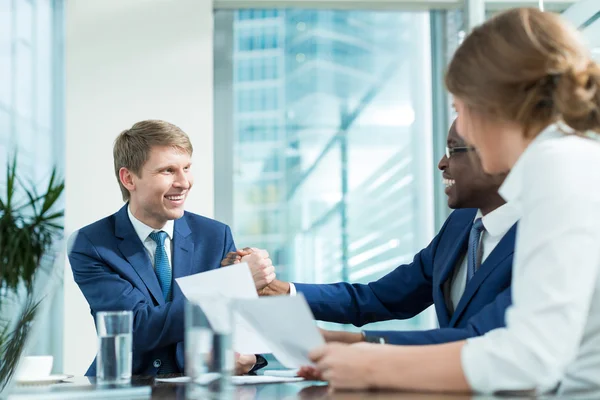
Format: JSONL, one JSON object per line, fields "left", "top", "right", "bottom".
{"left": 119, "top": 167, "right": 136, "bottom": 192}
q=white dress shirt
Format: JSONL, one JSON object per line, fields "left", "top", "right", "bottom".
{"left": 127, "top": 206, "right": 175, "bottom": 269}
{"left": 450, "top": 204, "right": 520, "bottom": 311}
{"left": 127, "top": 209, "right": 258, "bottom": 370}
{"left": 461, "top": 124, "right": 600, "bottom": 394}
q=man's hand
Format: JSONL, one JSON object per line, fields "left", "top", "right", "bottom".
{"left": 242, "top": 249, "right": 275, "bottom": 290}
{"left": 221, "top": 248, "right": 253, "bottom": 267}
{"left": 235, "top": 353, "right": 257, "bottom": 375}
{"left": 221, "top": 247, "right": 275, "bottom": 291}
{"left": 258, "top": 279, "right": 291, "bottom": 296}
{"left": 319, "top": 328, "right": 364, "bottom": 344}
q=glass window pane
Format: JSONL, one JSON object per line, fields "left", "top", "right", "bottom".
{"left": 0, "top": 141, "right": 7, "bottom": 178}
{"left": 36, "top": 0, "right": 53, "bottom": 129}
{"left": 0, "top": 110, "right": 9, "bottom": 145}
{"left": 4, "top": 0, "right": 62, "bottom": 178}
{"left": 2, "top": 0, "right": 64, "bottom": 362}
{"left": 217, "top": 9, "right": 435, "bottom": 332}
{"left": 17, "top": 0, "right": 32, "bottom": 42}
{"left": 16, "top": 115, "right": 32, "bottom": 156}
{"left": 34, "top": 128, "right": 53, "bottom": 181}
{"left": 0, "top": 0, "right": 13, "bottom": 108}
{"left": 15, "top": 42, "right": 32, "bottom": 118}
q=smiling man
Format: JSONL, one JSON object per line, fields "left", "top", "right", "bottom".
{"left": 69, "top": 120, "right": 271, "bottom": 376}
{"left": 226, "top": 121, "right": 519, "bottom": 346}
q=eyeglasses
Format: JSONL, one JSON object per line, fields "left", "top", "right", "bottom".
{"left": 445, "top": 146, "right": 475, "bottom": 159}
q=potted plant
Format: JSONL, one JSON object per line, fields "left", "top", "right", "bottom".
{"left": 0, "top": 156, "right": 64, "bottom": 391}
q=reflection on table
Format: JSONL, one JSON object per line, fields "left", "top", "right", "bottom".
{"left": 10, "top": 375, "right": 600, "bottom": 399}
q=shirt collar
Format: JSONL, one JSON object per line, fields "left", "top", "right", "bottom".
{"left": 127, "top": 205, "right": 174, "bottom": 243}
{"left": 499, "top": 123, "right": 565, "bottom": 204}
{"left": 476, "top": 202, "right": 520, "bottom": 238}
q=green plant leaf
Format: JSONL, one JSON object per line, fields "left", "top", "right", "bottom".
{"left": 0, "top": 153, "right": 65, "bottom": 389}
{"left": 0, "top": 296, "right": 41, "bottom": 391}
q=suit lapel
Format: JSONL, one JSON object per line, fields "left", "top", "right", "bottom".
{"left": 172, "top": 215, "right": 195, "bottom": 299}
{"left": 434, "top": 218, "right": 471, "bottom": 327}
{"left": 115, "top": 205, "right": 165, "bottom": 306}
{"left": 449, "top": 224, "right": 517, "bottom": 326}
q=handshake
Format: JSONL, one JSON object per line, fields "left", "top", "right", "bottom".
{"left": 220, "top": 247, "right": 291, "bottom": 296}
{"left": 220, "top": 248, "right": 365, "bottom": 347}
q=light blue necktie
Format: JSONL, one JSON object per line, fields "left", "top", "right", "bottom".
{"left": 466, "top": 218, "right": 485, "bottom": 284}
{"left": 148, "top": 230, "right": 177, "bottom": 375}
{"left": 149, "top": 231, "right": 172, "bottom": 302}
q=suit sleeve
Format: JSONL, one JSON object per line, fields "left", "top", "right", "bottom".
{"left": 222, "top": 225, "right": 236, "bottom": 258}
{"left": 69, "top": 231, "right": 185, "bottom": 353}
{"left": 294, "top": 215, "right": 454, "bottom": 327}
{"left": 364, "top": 286, "right": 511, "bottom": 345}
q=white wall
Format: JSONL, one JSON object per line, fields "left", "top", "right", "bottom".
{"left": 64, "top": 0, "right": 214, "bottom": 375}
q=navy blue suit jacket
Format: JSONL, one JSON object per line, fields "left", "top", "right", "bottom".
{"left": 295, "top": 208, "right": 517, "bottom": 345}
{"left": 68, "top": 204, "right": 236, "bottom": 376}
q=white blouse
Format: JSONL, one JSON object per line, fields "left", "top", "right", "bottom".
{"left": 461, "top": 124, "right": 600, "bottom": 394}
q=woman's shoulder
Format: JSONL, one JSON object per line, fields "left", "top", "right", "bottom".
{"left": 516, "top": 126, "right": 600, "bottom": 203}
{"left": 527, "top": 126, "right": 600, "bottom": 168}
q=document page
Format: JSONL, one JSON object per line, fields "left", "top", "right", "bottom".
{"left": 233, "top": 295, "right": 325, "bottom": 368}
{"left": 175, "top": 263, "right": 271, "bottom": 354}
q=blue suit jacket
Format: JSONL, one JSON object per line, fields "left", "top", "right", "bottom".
{"left": 68, "top": 204, "right": 236, "bottom": 376}
{"left": 295, "top": 208, "right": 517, "bottom": 345}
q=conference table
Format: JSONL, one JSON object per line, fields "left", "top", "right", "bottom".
{"left": 10, "top": 375, "right": 599, "bottom": 400}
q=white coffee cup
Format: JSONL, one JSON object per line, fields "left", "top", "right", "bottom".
{"left": 15, "top": 355, "right": 53, "bottom": 379}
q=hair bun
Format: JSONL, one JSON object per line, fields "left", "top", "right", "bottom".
{"left": 553, "top": 61, "right": 600, "bottom": 132}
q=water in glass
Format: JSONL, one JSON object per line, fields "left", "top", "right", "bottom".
{"left": 97, "top": 333, "right": 132, "bottom": 384}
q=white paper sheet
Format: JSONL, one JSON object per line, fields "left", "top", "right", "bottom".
{"left": 154, "top": 375, "right": 304, "bottom": 385}
{"left": 234, "top": 376, "right": 304, "bottom": 385}
{"left": 175, "top": 263, "right": 271, "bottom": 354}
{"left": 262, "top": 369, "right": 299, "bottom": 377}
{"left": 233, "top": 295, "right": 325, "bottom": 368}
{"left": 154, "top": 376, "right": 191, "bottom": 383}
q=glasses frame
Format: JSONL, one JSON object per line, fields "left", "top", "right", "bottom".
{"left": 445, "top": 146, "right": 475, "bottom": 159}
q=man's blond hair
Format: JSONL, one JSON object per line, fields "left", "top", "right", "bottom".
{"left": 113, "top": 120, "right": 193, "bottom": 201}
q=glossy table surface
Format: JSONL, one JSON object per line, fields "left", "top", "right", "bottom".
{"left": 9, "top": 375, "right": 598, "bottom": 399}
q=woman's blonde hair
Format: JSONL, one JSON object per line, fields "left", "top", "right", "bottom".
{"left": 445, "top": 7, "right": 600, "bottom": 137}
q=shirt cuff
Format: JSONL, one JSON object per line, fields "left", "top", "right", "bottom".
{"left": 248, "top": 354, "right": 268, "bottom": 374}
{"left": 461, "top": 337, "right": 488, "bottom": 393}
{"left": 289, "top": 282, "right": 297, "bottom": 296}
{"left": 362, "top": 331, "right": 388, "bottom": 344}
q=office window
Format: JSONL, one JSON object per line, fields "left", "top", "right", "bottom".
{"left": 1, "top": 0, "right": 64, "bottom": 367}
{"left": 485, "top": 1, "right": 572, "bottom": 19}
{"left": 216, "top": 9, "right": 440, "bottom": 332}
{"left": 1, "top": 0, "right": 63, "bottom": 182}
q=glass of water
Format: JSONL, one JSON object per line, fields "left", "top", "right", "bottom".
{"left": 185, "top": 297, "right": 234, "bottom": 397}
{"left": 96, "top": 310, "right": 133, "bottom": 385}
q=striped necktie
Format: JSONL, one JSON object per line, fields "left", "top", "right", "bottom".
{"left": 466, "top": 218, "right": 485, "bottom": 284}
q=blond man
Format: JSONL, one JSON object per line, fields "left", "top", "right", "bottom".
{"left": 69, "top": 120, "right": 272, "bottom": 376}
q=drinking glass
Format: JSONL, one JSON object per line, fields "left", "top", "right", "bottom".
{"left": 96, "top": 311, "right": 133, "bottom": 385}
{"left": 185, "top": 297, "right": 234, "bottom": 398}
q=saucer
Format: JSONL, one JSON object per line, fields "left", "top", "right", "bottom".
{"left": 16, "top": 374, "right": 74, "bottom": 385}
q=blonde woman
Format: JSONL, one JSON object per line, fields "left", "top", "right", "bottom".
{"left": 303, "top": 8, "right": 600, "bottom": 395}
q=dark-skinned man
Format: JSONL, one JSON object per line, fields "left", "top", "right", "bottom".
{"left": 224, "top": 121, "right": 518, "bottom": 347}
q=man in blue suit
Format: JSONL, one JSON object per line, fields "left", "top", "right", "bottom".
{"left": 68, "top": 120, "right": 273, "bottom": 376}
{"left": 224, "top": 121, "right": 519, "bottom": 346}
